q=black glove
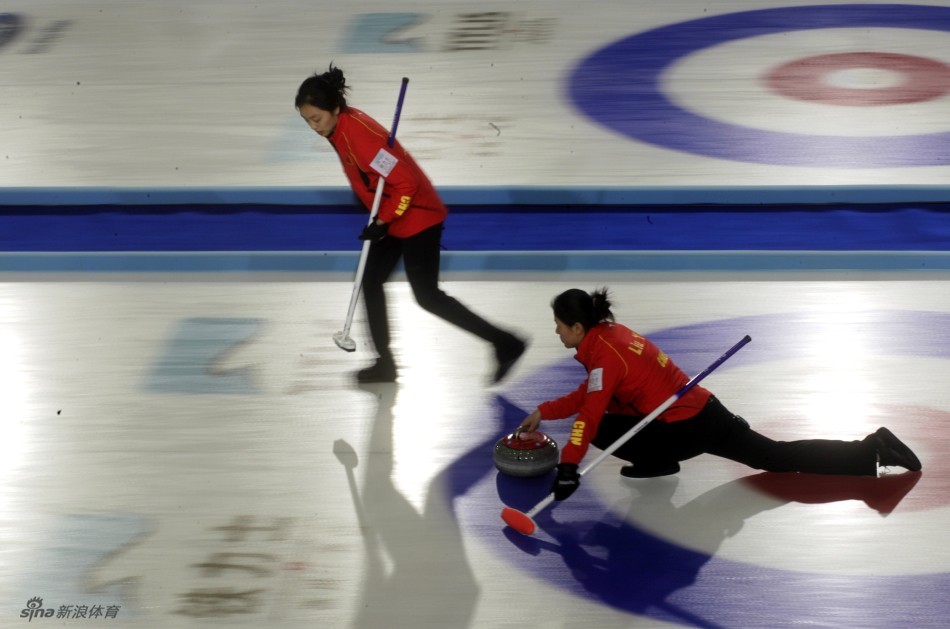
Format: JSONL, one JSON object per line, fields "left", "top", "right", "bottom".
{"left": 551, "top": 463, "right": 580, "bottom": 501}
{"left": 358, "top": 221, "right": 389, "bottom": 242}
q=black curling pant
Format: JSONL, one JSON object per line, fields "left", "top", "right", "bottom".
{"left": 361, "top": 223, "right": 517, "bottom": 360}
{"left": 591, "top": 396, "right": 878, "bottom": 476}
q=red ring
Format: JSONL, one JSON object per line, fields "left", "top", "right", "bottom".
{"left": 765, "top": 52, "right": 950, "bottom": 106}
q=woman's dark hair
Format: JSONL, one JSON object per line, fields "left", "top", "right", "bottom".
{"left": 295, "top": 64, "right": 349, "bottom": 111}
{"left": 552, "top": 287, "right": 614, "bottom": 331}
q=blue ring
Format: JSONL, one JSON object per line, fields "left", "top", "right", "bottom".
{"left": 454, "top": 310, "right": 950, "bottom": 626}
{"left": 568, "top": 4, "right": 950, "bottom": 167}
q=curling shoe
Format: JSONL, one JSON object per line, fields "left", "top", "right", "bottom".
{"left": 356, "top": 357, "right": 397, "bottom": 383}
{"left": 620, "top": 461, "right": 681, "bottom": 478}
{"left": 873, "top": 427, "right": 922, "bottom": 471}
{"left": 493, "top": 336, "right": 527, "bottom": 384}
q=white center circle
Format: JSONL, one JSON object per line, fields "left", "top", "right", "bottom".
{"left": 827, "top": 67, "right": 906, "bottom": 89}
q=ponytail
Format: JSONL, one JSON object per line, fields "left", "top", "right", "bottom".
{"left": 590, "top": 288, "right": 613, "bottom": 325}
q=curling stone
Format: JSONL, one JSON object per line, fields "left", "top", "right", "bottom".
{"left": 493, "top": 431, "right": 559, "bottom": 477}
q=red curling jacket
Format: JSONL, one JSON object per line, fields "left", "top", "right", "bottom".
{"left": 326, "top": 107, "right": 448, "bottom": 238}
{"left": 538, "top": 322, "right": 712, "bottom": 465}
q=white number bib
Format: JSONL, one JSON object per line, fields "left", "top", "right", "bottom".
{"left": 587, "top": 368, "right": 604, "bottom": 392}
{"left": 370, "top": 148, "right": 398, "bottom": 177}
